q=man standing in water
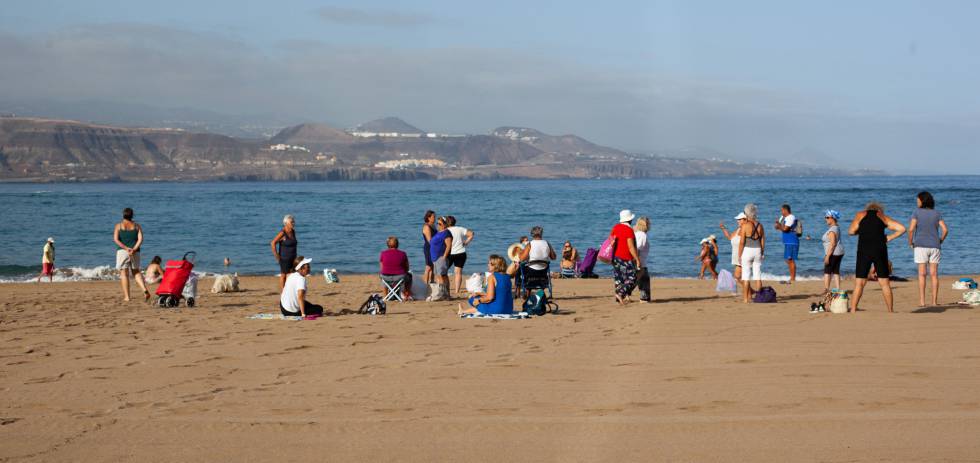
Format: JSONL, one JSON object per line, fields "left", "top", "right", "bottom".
{"left": 774, "top": 204, "right": 799, "bottom": 284}
{"left": 114, "top": 207, "right": 151, "bottom": 302}
{"left": 36, "top": 237, "right": 55, "bottom": 283}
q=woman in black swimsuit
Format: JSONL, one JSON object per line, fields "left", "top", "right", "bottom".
{"left": 270, "top": 214, "right": 298, "bottom": 290}
{"left": 848, "top": 202, "right": 906, "bottom": 313}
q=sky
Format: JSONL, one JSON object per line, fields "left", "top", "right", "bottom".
{"left": 1, "top": 0, "right": 979, "bottom": 173}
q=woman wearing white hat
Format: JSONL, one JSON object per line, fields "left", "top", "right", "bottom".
{"left": 280, "top": 256, "right": 323, "bottom": 317}
{"left": 607, "top": 209, "right": 641, "bottom": 305}
{"left": 36, "top": 237, "right": 55, "bottom": 283}
{"left": 720, "top": 213, "right": 747, "bottom": 292}
{"left": 697, "top": 237, "right": 719, "bottom": 280}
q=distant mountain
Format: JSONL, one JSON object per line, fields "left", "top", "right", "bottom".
{"left": 492, "top": 126, "right": 627, "bottom": 158}
{"left": 354, "top": 117, "right": 424, "bottom": 134}
{"left": 0, "top": 117, "right": 885, "bottom": 182}
{"left": 270, "top": 123, "right": 353, "bottom": 148}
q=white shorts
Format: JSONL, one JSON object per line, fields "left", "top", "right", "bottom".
{"left": 740, "top": 247, "right": 763, "bottom": 282}
{"left": 913, "top": 247, "right": 941, "bottom": 264}
{"left": 116, "top": 249, "right": 141, "bottom": 271}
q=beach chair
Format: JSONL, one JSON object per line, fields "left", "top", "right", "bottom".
{"left": 380, "top": 275, "right": 406, "bottom": 302}
{"left": 559, "top": 266, "right": 577, "bottom": 279}
{"left": 518, "top": 260, "right": 553, "bottom": 300}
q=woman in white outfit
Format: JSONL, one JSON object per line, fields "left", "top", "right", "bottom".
{"left": 719, "top": 212, "right": 747, "bottom": 295}
{"left": 738, "top": 203, "right": 766, "bottom": 304}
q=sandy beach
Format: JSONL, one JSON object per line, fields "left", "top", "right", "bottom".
{"left": 2, "top": 274, "right": 980, "bottom": 461}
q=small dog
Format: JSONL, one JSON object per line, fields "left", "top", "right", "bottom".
{"left": 211, "top": 273, "right": 240, "bottom": 293}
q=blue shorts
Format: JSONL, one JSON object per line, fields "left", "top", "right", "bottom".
{"left": 783, "top": 244, "right": 799, "bottom": 261}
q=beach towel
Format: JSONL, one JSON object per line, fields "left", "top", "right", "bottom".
{"left": 716, "top": 269, "right": 737, "bottom": 293}
{"left": 248, "top": 313, "right": 320, "bottom": 320}
{"left": 459, "top": 312, "right": 530, "bottom": 319}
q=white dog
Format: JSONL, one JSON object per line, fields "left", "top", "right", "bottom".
{"left": 211, "top": 273, "right": 240, "bottom": 293}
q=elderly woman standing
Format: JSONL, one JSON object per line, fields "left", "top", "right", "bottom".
{"left": 822, "top": 210, "right": 846, "bottom": 292}
{"left": 908, "top": 191, "right": 949, "bottom": 307}
{"left": 849, "top": 202, "right": 906, "bottom": 313}
{"left": 608, "top": 209, "right": 641, "bottom": 305}
{"left": 270, "top": 214, "right": 298, "bottom": 291}
{"left": 738, "top": 204, "right": 766, "bottom": 304}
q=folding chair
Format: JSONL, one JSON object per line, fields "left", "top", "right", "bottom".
{"left": 518, "top": 260, "right": 553, "bottom": 300}
{"left": 381, "top": 275, "right": 405, "bottom": 302}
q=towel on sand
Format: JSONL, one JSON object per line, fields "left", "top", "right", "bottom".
{"left": 248, "top": 313, "right": 320, "bottom": 320}
{"left": 459, "top": 312, "right": 530, "bottom": 319}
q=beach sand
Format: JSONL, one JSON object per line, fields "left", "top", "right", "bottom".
{"left": 2, "top": 275, "right": 980, "bottom": 461}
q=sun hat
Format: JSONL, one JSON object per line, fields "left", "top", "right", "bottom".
{"left": 700, "top": 238, "right": 708, "bottom": 245}
{"left": 294, "top": 257, "right": 313, "bottom": 271}
{"left": 734, "top": 212, "right": 747, "bottom": 220}
{"left": 708, "top": 234, "right": 717, "bottom": 241}
{"left": 507, "top": 243, "right": 522, "bottom": 263}
{"left": 46, "top": 237, "right": 55, "bottom": 243}
{"left": 619, "top": 209, "right": 635, "bottom": 223}
{"left": 824, "top": 210, "right": 841, "bottom": 220}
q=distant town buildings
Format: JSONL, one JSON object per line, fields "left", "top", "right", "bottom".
{"left": 269, "top": 143, "right": 310, "bottom": 152}
{"left": 374, "top": 158, "right": 447, "bottom": 169}
{"left": 348, "top": 130, "right": 464, "bottom": 139}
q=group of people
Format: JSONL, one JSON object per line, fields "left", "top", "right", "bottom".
{"left": 714, "top": 191, "right": 949, "bottom": 311}
{"left": 32, "top": 190, "right": 949, "bottom": 315}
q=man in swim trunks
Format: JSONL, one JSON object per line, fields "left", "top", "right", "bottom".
{"left": 774, "top": 204, "right": 799, "bottom": 284}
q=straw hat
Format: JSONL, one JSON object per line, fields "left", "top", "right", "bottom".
{"left": 507, "top": 243, "right": 522, "bottom": 263}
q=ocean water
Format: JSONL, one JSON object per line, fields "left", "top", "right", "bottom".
{"left": 1, "top": 176, "right": 977, "bottom": 282}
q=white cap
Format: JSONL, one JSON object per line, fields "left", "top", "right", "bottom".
{"left": 47, "top": 237, "right": 55, "bottom": 243}
{"left": 619, "top": 209, "right": 635, "bottom": 223}
{"left": 707, "top": 234, "right": 717, "bottom": 241}
{"left": 734, "top": 212, "right": 747, "bottom": 220}
{"left": 294, "top": 257, "right": 312, "bottom": 271}
{"left": 700, "top": 238, "right": 709, "bottom": 245}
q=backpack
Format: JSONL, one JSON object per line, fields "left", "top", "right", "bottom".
{"left": 522, "top": 289, "right": 558, "bottom": 316}
{"left": 795, "top": 219, "right": 804, "bottom": 237}
{"left": 358, "top": 294, "right": 386, "bottom": 315}
{"left": 753, "top": 286, "right": 777, "bottom": 303}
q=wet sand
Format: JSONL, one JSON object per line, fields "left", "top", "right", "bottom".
{"left": 2, "top": 275, "right": 980, "bottom": 461}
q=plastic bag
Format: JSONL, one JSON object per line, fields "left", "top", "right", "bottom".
{"left": 716, "top": 269, "right": 736, "bottom": 293}
{"left": 323, "top": 268, "right": 339, "bottom": 284}
{"left": 466, "top": 273, "right": 485, "bottom": 294}
{"left": 410, "top": 273, "right": 430, "bottom": 300}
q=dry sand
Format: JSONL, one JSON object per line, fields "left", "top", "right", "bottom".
{"left": 2, "top": 274, "right": 980, "bottom": 462}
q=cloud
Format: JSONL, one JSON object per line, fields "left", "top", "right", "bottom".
{"left": 0, "top": 23, "right": 976, "bottom": 173}
{"left": 314, "top": 6, "right": 434, "bottom": 27}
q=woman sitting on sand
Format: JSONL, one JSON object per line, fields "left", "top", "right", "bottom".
{"left": 560, "top": 241, "right": 579, "bottom": 272}
{"left": 145, "top": 256, "right": 164, "bottom": 285}
{"left": 458, "top": 255, "right": 513, "bottom": 315}
{"left": 280, "top": 256, "right": 323, "bottom": 317}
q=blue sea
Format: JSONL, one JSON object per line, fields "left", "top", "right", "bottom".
{"left": 1, "top": 177, "right": 977, "bottom": 282}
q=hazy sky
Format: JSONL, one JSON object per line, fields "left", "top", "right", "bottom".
{"left": 1, "top": 0, "right": 978, "bottom": 173}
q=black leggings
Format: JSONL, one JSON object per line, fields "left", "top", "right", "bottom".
{"left": 280, "top": 301, "right": 324, "bottom": 317}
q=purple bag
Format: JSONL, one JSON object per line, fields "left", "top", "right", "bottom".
{"left": 753, "top": 286, "right": 777, "bottom": 303}
{"left": 576, "top": 248, "right": 598, "bottom": 277}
